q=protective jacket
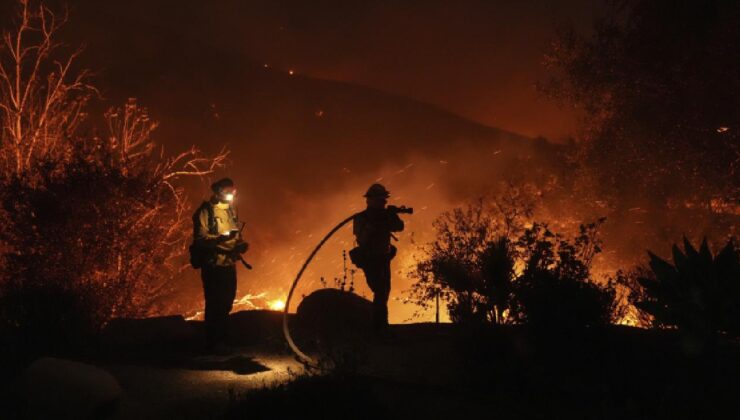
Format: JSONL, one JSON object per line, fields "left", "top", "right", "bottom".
{"left": 193, "top": 199, "right": 245, "bottom": 267}
{"left": 352, "top": 208, "right": 404, "bottom": 257}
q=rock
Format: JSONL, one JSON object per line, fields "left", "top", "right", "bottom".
{"left": 295, "top": 288, "right": 374, "bottom": 335}
{"left": 21, "top": 357, "right": 122, "bottom": 419}
{"left": 227, "top": 310, "right": 285, "bottom": 345}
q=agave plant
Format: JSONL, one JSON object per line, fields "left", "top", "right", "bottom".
{"left": 636, "top": 237, "right": 740, "bottom": 353}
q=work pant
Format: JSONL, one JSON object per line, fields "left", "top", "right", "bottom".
{"left": 201, "top": 264, "right": 237, "bottom": 347}
{"left": 361, "top": 256, "right": 392, "bottom": 331}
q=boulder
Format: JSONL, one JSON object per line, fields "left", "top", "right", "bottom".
{"left": 21, "top": 357, "right": 122, "bottom": 419}
{"left": 295, "top": 288, "right": 374, "bottom": 336}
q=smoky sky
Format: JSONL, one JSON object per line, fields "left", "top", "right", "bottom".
{"left": 34, "top": 0, "right": 607, "bottom": 140}
{"left": 224, "top": 0, "right": 604, "bottom": 139}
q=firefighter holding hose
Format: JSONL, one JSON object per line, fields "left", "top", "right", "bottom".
{"left": 190, "top": 177, "right": 249, "bottom": 353}
{"left": 350, "top": 183, "right": 412, "bottom": 336}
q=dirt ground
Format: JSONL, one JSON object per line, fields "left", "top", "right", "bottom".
{"left": 105, "top": 350, "right": 302, "bottom": 419}
{"left": 6, "top": 310, "right": 740, "bottom": 419}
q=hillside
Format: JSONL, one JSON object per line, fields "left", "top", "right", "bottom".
{"left": 52, "top": 7, "right": 567, "bottom": 316}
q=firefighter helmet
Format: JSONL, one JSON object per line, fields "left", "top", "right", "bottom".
{"left": 364, "top": 183, "right": 390, "bottom": 198}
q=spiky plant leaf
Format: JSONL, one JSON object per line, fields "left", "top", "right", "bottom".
{"left": 672, "top": 244, "right": 691, "bottom": 276}
{"left": 639, "top": 237, "right": 740, "bottom": 345}
{"left": 648, "top": 251, "right": 678, "bottom": 288}
{"left": 635, "top": 300, "right": 673, "bottom": 325}
{"left": 699, "top": 238, "right": 712, "bottom": 263}
{"left": 714, "top": 241, "right": 738, "bottom": 276}
{"left": 683, "top": 236, "right": 700, "bottom": 260}
{"left": 637, "top": 275, "right": 661, "bottom": 295}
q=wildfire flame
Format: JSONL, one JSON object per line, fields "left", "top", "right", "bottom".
{"left": 269, "top": 299, "right": 286, "bottom": 311}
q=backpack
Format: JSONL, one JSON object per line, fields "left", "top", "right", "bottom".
{"left": 189, "top": 201, "right": 217, "bottom": 269}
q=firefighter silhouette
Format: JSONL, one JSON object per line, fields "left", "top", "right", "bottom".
{"left": 351, "top": 184, "right": 407, "bottom": 334}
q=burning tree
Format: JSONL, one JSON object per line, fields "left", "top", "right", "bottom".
{"left": 0, "top": 0, "right": 227, "bottom": 347}
{"left": 541, "top": 0, "right": 740, "bottom": 261}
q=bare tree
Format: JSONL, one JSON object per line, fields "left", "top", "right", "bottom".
{"left": 96, "top": 99, "right": 228, "bottom": 316}
{"left": 0, "top": 0, "right": 96, "bottom": 178}
{"left": 0, "top": 1, "right": 229, "bottom": 342}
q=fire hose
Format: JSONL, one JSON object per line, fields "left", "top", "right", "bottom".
{"left": 282, "top": 214, "right": 357, "bottom": 366}
{"left": 282, "top": 206, "right": 413, "bottom": 366}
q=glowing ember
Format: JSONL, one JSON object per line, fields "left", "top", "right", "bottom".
{"left": 185, "top": 311, "right": 204, "bottom": 321}
{"left": 717, "top": 126, "right": 729, "bottom": 133}
{"left": 233, "top": 292, "right": 267, "bottom": 309}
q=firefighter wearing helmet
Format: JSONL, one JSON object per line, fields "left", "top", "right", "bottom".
{"left": 350, "top": 183, "right": 411, "bottom": 335}
{"left": 190, "top": 177, "right": 249, "bottom": 353}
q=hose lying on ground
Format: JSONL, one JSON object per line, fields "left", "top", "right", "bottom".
{"left": 282, "top": 214, "right": 357, "bottom": 366}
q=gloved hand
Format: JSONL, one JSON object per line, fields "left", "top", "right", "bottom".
{"left": 218, "top": 230, "right": 238, "bottom": 243}
{"left": 234, "top": 241, "right": 249, "bottom": 254}
{"left": 387, "top": 205, "right": 413, "bottom": 214}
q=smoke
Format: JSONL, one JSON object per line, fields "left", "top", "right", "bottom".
{"left": 234, "top": 146, "right": 551, "bottom": 323}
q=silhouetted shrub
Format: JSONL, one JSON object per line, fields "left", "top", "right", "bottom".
{"left": 0, "top": 281, "right": 99, "bottom": 349}
{"left": 610, "top": 266, "right": 655, "bottom": 328}
{"left": 408, "top": 198, "right": 523, "bottom": 324}
{"left": 509, "top": 222, "right": 618, "bottom": 329}
{"left": 410, "top": 195, "right": 618, "bottom": 328}
{"left": 511, "top": 269, "right": 616, "bottom": 329}
{"left": 0, "top": 4, "right": 224, "bottom": 349}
